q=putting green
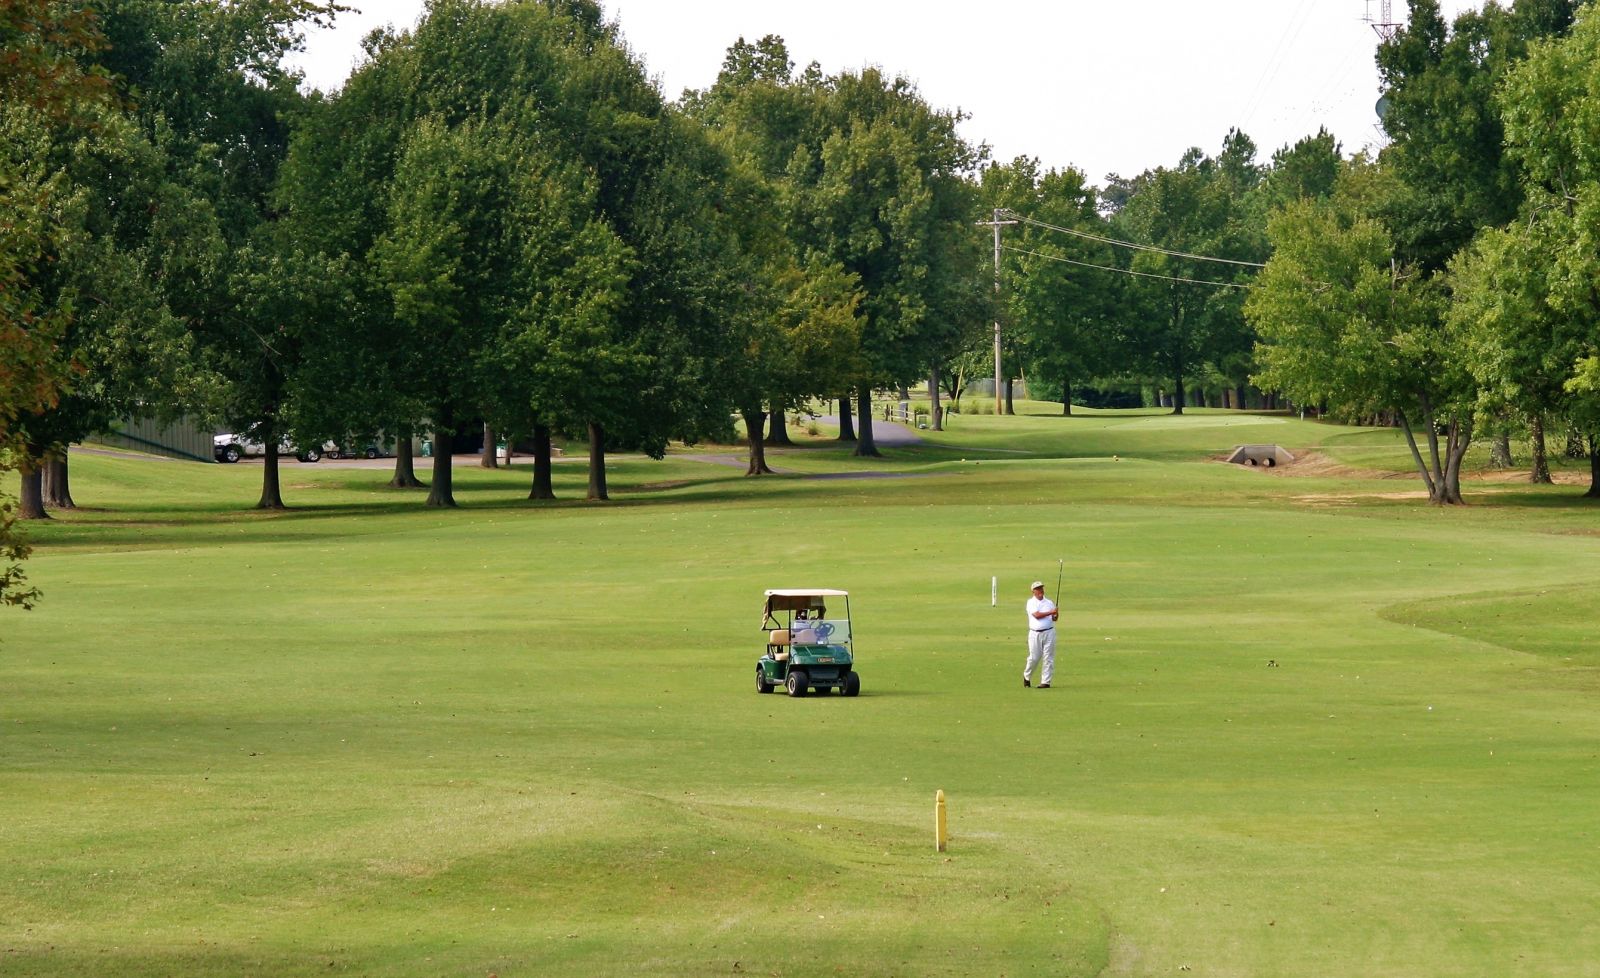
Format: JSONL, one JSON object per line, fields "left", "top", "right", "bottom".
{"left": 3, "top": 419, "right": 1598, "bottom": 977}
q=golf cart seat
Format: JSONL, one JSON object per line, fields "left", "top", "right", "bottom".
{"left": 768, "top": 629, "right": 791, "bottom": 661}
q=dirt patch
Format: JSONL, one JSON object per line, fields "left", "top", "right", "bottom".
{"left": 1472, "top": 467, "right": 1591, "bottom": 486}
{"left": 1225, "top": 448, "right": 1596, "bottom": 488}
{"left": 1215, "top": 449, "right": 1409, "bottom": 481}
{"left": 1292, "top": 489, "right": 1432, "bottom": 506}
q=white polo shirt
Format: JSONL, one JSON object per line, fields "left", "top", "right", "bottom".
{"left": 1026, "top": 596, "right": 1056, "bottom": 631}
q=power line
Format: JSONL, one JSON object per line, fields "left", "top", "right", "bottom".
{"left": 1001, "top": 210, "right": 1267, "bottom": 269}
{"left": 1003, "top": 244, "right": 1254, "bottom": 291}
{"left": 1240, "top": 0, "right": 1319, "bottom": 132}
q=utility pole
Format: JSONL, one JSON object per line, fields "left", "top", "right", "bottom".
{"left": 977, "top": 208, "right": 1017, "bottom": 414}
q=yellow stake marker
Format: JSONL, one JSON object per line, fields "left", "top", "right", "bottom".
{"left": 935, "top": 789, "right": 948, "bottom": 852}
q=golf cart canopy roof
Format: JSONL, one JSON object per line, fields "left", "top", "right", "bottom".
{"left": 764, "top": 589, "right": 848, "bottom": 613}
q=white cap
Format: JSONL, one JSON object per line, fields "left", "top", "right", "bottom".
{"left": 1030, "top": 581, "right": 1044, "bottom": 590}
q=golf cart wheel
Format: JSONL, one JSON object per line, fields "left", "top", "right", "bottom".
{"left": 843, "top": 673, "right": 860, "bottom": 697}
{"left": 300, "top": 448, "right": 321, "bottom": 463}
{"left": 325, "top": 449, "right": 341, "bottom": 460}
{"left": 223, "top": 446, "right": 242, "bottom": 464}
{"left": 756, "top": 664, "right": 773, "bottom": 694}
{"left": 785, "top": 669, "right": 810, "bottom": 697}
{"left": 365, "top": 447, "right": 380, "bottom": 459}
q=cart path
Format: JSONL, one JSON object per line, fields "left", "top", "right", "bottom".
{"left": 816, "top": 415, "right": 923, "bottom": 446}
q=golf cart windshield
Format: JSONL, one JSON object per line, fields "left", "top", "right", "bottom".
{"left": 790, "top": 617, "right": 850, "bottom": 647}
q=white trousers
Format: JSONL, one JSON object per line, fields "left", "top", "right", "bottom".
{"left": 1024, "top": 628, "right": 1055, "bottom": 685}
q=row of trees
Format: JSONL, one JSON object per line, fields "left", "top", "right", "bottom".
{"left": 2, "top": 0, "right": 1005, "bottom": 519}
{"left": 1247, "top": 0, "right": 1600, "bottom": 504}
{"left": 7, "top": 0, "right": 1596, "bottom": 599}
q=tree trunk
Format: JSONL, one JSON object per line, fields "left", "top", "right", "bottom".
{"left": 837, "top": 396, "right": 856, "bottom": 441}
{"left": 853, "top": 387, "right": 879, "bottom": 457}
{"left": 17, "top": 453, "right": 48, "bottom": 520}
{"left": 1398, "top": 410, "right": 1441, "bottom": 503}
{"left": 587, "top": 422, "right": 608, "bottom": 500}
{"left": 942, "top": 364, "right": 965, "bottom": 412}
{"left": 1489, "top": 433, "right": 1513, "bottom": 469}
{"left": 1171, "top": 371, "right": 1186, "bottom": 416}
{"left": 257, "top": 437, "right": 286, "bottom": 510}
{"left": 929, "top": 364, "right": 943, "bottom": 431}
{"left": 1565, "top": 425, "right": 1586, "bottom": 460}
{"left": 1442, "top": 419, "right": 1470, "bottom": 504}
{"left": 1004, "top": 376, "right": 1015, "bottom": 415}
{"left": 529, "top": 424, "right": 556, "bottom": 500}
{"left": 1587, "top": 437, "right": 1600, "bottom": 499}
{"left": 481, "top": 423, "right": 498, "bottom": 468}
{"left": 389, "top": 430, "right": 426, "bottom": 489}
{"left": 1406, "top": 397, "right": 1469, "bottom": 506}
{"left": 43, "top": 452, "right": 75, "bottom": 510}
{"left": 1235, "top": 384, "right": 1247, "bottom": 410}
{"left": 766, "top": 405, "right": 794, "bottom": 446}
{"left": 744, "top": 408, "right": 774, "bottom": 476}
{"left": 1529, "top": 414, "right": 1552, "bottom": 484}
{"left": 426, "top": 428, "right": 456, "bottom": 507}
{"left": 1062, "top": 378, "right": 1073, "bottom": 416}
{"left": 1422, "top": 400, "right": 1446, "bottom": 497}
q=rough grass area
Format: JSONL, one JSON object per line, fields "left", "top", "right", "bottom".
{"left": 4, "top": 413, "right": 1599, "bottom": 977}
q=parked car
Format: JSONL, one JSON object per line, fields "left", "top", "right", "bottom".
{"left": 213, "top": 433, "right": 323, "bottom": 463}
{"left": 325, "top": 442, "right": 390, "bottom": 460}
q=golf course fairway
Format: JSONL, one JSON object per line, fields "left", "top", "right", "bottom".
{"left": 4, "top": 408, "right": 1597, "bottom": 977}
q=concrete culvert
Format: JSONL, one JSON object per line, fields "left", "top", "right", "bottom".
{"left": 1226, "top": 444, "right": 1295, "bottom": 468}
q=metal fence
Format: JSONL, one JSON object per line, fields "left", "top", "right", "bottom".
{"left": 98, "top": 417, "right": 213, "bottom": 463}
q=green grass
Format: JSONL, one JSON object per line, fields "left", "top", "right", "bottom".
{"left": 4, "top": 415, "right": 1600, "bottom": 977}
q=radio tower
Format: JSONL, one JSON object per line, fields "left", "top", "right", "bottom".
{"left": 1366, "top": 0, "right": 1402, "bottom": 40}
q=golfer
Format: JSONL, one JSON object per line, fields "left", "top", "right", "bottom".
{"left": 1023, "top": 580, "right": 1059, "bottom": 688}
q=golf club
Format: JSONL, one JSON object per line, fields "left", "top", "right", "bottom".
{"left": 1055, "top": 557, "right": 1064, "bottom": 605}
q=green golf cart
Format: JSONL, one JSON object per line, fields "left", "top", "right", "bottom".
{"left": 757, "top": 588, "right": 860, "bottom": 697}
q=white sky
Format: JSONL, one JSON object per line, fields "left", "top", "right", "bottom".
{"left": 287, "top": 0, "right": 1481, "bottom": 185}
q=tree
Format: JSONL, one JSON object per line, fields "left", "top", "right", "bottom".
{"left": 1563, "top": 359, "right": 1600, "bottom": 496}
{"left": 1375, "top": 0, "right": 1580, "bottom": 272}
{"left": 302, "top": 0, "right": 750, "bottom": 504}
{"left": 1451, "top": 211, "right": 1584, "bottom": 486}
{"left": 223, "top": 239, "right": 354, "bottom": 510}
{"left": 1261, "top": 129, "right": 1343, "bottom": 209}
{"left": 980, "top": 157, "right": 1121, "bottom": 415}
{"left": 1114, "top": 132, "right": 1266, "bottom": 414}
{"left": 1248, "top": 159, "right": 1473, "bottom": 504}
{"left": 1376, "top": 0, "right": 1580, "bottom": 480}
{"left": 5, "top": 101, "right": 210, "bottom": 519}
{"left": 372, "top": 114, "right": 498, "bottom": 508}
{"left": 0, "top": 0, "right": 124, "bottom": 611}
{"left": 1481, "top": 4, "right": 1600, "bottom": 496}
{"left": 79, "top": 0, "right": 346, "bottom": 510}
{"left": 687, "top": 36, "right": 870, "bottom": 461}
{"left": 796, "top": 69, "right": 985, "bottom": 455}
